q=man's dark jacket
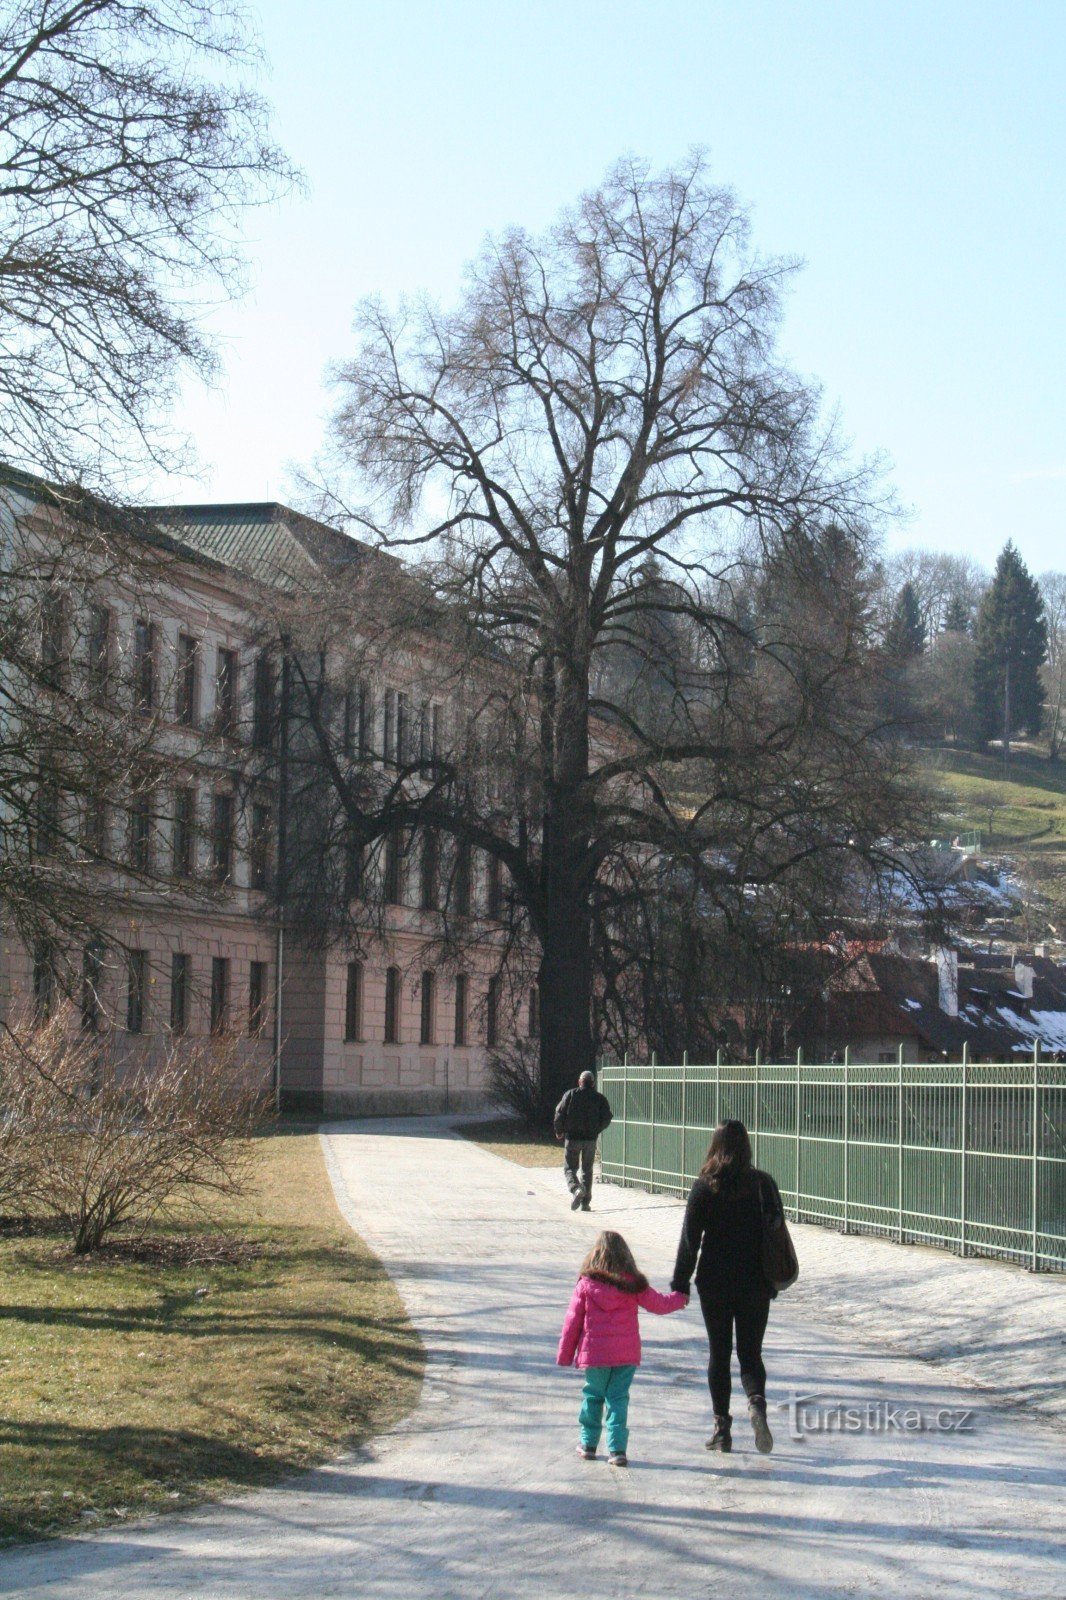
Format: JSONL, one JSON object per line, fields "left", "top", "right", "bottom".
{"left": 554, "top": 1084, "right": 613, "bottom": 1141}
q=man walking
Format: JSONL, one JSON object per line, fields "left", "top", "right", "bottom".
{"left": 554, "top": 1070, "right": 613, "bottom": 1211}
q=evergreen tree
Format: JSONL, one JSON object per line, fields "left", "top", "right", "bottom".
{"left": 885, "top": 581, "right": 926, "bottom": 660}
{"left": 973, "top": 542, "right": 1047, "bottom": 749}
{"left": 943, "top": 595, "right": 971, "bottom": 635}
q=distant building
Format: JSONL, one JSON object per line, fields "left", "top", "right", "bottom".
{"left": 0, "top": 472, "right": 532, "bottom": 1114}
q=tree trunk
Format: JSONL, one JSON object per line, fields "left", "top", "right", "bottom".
{"left": 536, "top": 629, "right": 595, "bottom": 1124}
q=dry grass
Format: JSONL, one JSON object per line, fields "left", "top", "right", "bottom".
{"left": 0, "top": 1128, "right": 423, "bottom": 1546}
{"left": 458, "top": 1118, "right": 563, "bottom": 1168}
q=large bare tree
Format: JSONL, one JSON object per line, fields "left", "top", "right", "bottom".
{"left": 0, "top": 0, "right": 293, "bottom": 484}
{"left": 298, "top": 156, "right": 928, "bottom": 1114}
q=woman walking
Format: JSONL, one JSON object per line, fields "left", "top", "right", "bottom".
{"left": 671, "top": 1119, "right": 784, "bottom": 1454}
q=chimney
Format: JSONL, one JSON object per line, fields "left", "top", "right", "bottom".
{"left": 1014, "top": 963, "right": 1035, "bottom": 999}
{"left": 936, "top": 948, "right": 959, "bottom": 1018}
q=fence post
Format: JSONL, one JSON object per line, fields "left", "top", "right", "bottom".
{"left": 1032, "top": 1042, "right": 1041, "bottom": 1272}
{"left": 843, "top": 1046, "right": 850, "bottom": 1235}
{"left": 649, "top": 1053, "right": 656, "bottom": 1191}
{"left": 681, "top": 1051, "right": 688, "bottom": 1188}
{"left": 716, "top": 1048, "right": 722, "bottom": 1127}
{"left": 953, "top": 1049, "right": 960, "bottom": 1260}
{"left": 745, "top": 1049, "right": 755, "bottom": 1164}
{"left": 897, "top": 1044, "right": 904, "bottom": 1244}
{"left": 795, "top": 1049, "right": 802, "bottom": 1215}
{"left": 622, "top": 1060, "right": 628, "bottom": 1184}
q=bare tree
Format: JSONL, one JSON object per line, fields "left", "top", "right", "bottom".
{"left": 0, "top": 0, "right": 294, "bottom": 484}
{"left": 295, "top": 156, "right": 931, "bottom": 1116}
{"left": 1039, "top": 571, "right": 1066, "bottom": 762}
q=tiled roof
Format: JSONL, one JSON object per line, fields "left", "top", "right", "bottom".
{"left": 144, "top": 501, "right": 383, "bottom": 592}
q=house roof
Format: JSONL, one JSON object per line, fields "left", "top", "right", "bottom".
{"left": 144, "top": 501, "right": 383, "bottom": 593}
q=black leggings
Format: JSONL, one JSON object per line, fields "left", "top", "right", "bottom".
{"left": 698, "top": 1288, "right": 771, "bottom": 1420}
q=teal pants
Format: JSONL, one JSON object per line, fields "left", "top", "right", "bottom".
{"left": 579, "top": 1364, "right": 637, "bottom": 1454}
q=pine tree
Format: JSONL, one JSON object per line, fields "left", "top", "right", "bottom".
{"left": 973, "top": 542, "right": 1047, "bottom": 752}
{"left": 943, "top": 595, "right": 971, "bottom": 635}
{"left": 885, "top": 581, "right": 926, "bottom": 660}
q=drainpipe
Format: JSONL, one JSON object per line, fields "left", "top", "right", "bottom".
{"left": 273, "top": 645, "right": 291, "bottom": 1116}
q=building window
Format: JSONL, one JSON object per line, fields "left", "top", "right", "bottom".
{"left": 170, "top": 953, "right": 190, "bottom": 1034}
{"left": 81, "top": 938, "right": 105, "bottom": 1033}
{"left": 384, "top": 965, "right": 401, "bottom": 1044}
{"left": 357, "top": 683, "right": 373, "bottom": 756}
{"left": 126, "top": 948, "right": 146, "bottom": 1034}
{"left": 454, "top": 973, "right": 468, "bottom": 1047}
{"left": 454, "top": 840, "right": 472, "bottom": 917}
{"left": 175, "top": 633, "right": 199, "bottom": 726}
{"left": 486, "top": 974, "right": 499, "bottom": 1049}
{"left": 344, "top": 833, "right": 364, "bottom": 899}
{"left": 383, "top": 688, "right": 396, "bottom": 763}
{"left": 420, "top": 971, "right": 435, "bottom": 1045}
{"left": 344, "top": 961, "right": 363, "bottom": 1042}
{"left": 487, "top": 855, "right": 503, "bottom": 920}
{"left": 129, "top": 790, "right": 152, "bottom": 874}
{"left": 210, "top": 956, "right": 229, "bottom": 1035}
{"left": 35, "top": 772, "right": 60, "bottom": 858}
{"left": 252, "top": 653, "right": 275, "bottom": 748}
{"left": 211, "top": 793, "right": 234, "bottom": 882}
{"left": 528, "top": 985, "right": 540, "bottom": 1039}
{"left": 84, "top": 793, "right": 108, "bottom": 859}
{"left": 383, "top": 825, "right": 404, "bottom": 905}
{"left": 87, "top": 604, "right": 111, "bottom": 699}
{"left": 420, "top": 828, "right": 439, "bottom": 911}
{"left": 250, "top": 801, "right": 272, "bottom": 890}
{"left": 249, "top": 960, "right": 268, "bottom": 1036}
{"left": 32, "top": 940, "right": 55, "bottom": 1021}
{"left": 342, "top": 685, "right": 355, "bottom": 756}
{"left": 430, "top": 703, "right": 442, "bottom": 772}
{"left": 396, "top": 690, "right": 409, "bottom": 764}
{"left": 133, "top": 618, "right": 154, "bottom": 712}
{"left": 40, "top": 590, "right": 67, "bottom": 686}
{"left": 215, "top": 646, "right": 238, "bottom": 737}
{"left": 172, "top": 787, "right": 195, "bottom": 878}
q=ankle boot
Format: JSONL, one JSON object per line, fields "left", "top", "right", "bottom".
{"left": 748, "top": 1395, "right": 773, "bottom": 1454}
{"left": 706, "top": 1415, "right": 732, "bottom": 1452}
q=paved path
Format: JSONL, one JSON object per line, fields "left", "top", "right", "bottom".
{"left": 2, "top": 1119, "right": 1063, "bottom": 1598}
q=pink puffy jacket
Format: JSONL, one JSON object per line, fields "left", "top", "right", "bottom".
{"left": 556, "top": 1272, "right": 688, "bottom": 1369}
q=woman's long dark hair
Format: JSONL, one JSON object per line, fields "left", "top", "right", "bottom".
{"left": 699, "top": 1120, "right": 753, "bottom": 1192}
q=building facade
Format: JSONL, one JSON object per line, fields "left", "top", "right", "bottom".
{"left": 0, "top": 474, "right": 533, "bottom": 1114}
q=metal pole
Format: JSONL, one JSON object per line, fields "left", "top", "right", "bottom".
{"left": 1032, "top": 1043, "right": 1041, "bottom": 1272}
{"left": 897, "top": 1044, "right": 904, "bottom": 1244}
{"left": 795, "top": 1051, "right": 802, "bottom": 1215}
{"left": 272, "top": 645, "right": 291, "bottom": 1118}
{"left": 843, "top": 1046, "right": 850, "bottom": 1234}
{"left": 649, "top": 1054, "right": 656, "bottom": 1191}
{"left": 681, "top": 1051, "right": 688, "bottom": 1187}
{"left": 953, "top": 1049, "right": 960, "bottom": 1260}
{"left": 754, "top": 1047, "right": 761, "bottom": 1167}
{"left": 716, "top": 1048, "right": 722, "bottom": 1128}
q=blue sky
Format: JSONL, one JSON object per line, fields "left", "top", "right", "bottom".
{"left": 152, "top": 0, "right": 1066, "bottom": 573}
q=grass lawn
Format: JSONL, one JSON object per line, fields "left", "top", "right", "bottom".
{"left": 0, "top": 1127, "right": 423, "bottom": 1546}
{"left": 458, "top": 1118, "right": 562, "bottom": 1168}
{"left": 923, "top": 746, "right": 1066, "bottom": 852}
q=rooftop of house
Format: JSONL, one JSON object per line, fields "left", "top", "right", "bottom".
{"left": 144, "top": 501, "right": 385, "bottom": 593}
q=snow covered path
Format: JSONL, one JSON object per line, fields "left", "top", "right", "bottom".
{"left": 1, "top": 1118, "right": 1063, "bottom": 1599}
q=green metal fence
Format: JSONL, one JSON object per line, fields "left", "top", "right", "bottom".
{"left": 598, "top": 1053, "right": 1066, "bottom": 1272}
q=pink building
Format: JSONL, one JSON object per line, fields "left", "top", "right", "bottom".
{"left": 1, "top": 473, "right": 532, "bottom": 1114}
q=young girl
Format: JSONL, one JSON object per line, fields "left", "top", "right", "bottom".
{"left": 557, "top": 1230, "right": 688, "bottom": 1466}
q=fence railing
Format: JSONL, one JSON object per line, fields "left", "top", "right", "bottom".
{"left": 598, "top": 1054, "right": 1066, "bottom": 1272}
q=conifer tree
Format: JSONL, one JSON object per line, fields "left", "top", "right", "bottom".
{"left": 885, "top": 581, "right": 926, "bottom": 660}
{"left": 943, "top": 595, "right": 971, "bottom": 635}
{"left": 973, "top": 542, "right": 1047, "bottom": 752}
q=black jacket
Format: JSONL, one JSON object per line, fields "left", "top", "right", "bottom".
{"left": 671, "top": 1168, "right": 783, "bottom": 1300}
{"left": 553, "top": 1085, "right": 613, "bottom": 1141}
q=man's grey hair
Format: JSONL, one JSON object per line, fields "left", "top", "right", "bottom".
{"left": 579, "top": 1070, "right": 595, "bottom": 1087}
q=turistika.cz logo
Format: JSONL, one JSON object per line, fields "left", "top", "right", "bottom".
{"left": 783, "top": 1392, "right": 977, "bottom": 1440}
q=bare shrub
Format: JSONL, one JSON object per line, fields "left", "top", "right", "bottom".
{"left": 0, "top": 1015, "right": 268, "bottom": 1254}
{"left": 486, "top": 1036, "right": 541, "bottom": 1126}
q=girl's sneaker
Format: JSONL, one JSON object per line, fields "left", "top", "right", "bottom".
{"left": 748, "top": 1397, "right": 774, "bottom": 1454}
{"left": 608, "top": 1451, "right": 628, "bottom": 1467}
{"left": 576, "top": 1444, "right": 597, "bottom": 1461}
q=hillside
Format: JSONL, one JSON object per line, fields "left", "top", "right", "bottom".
{"left": 921, "top": 746, "right": 1066, "bottom": 943}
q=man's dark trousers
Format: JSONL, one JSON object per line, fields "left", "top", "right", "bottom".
{"left": 564, "top": 1139, "right": 597, "bottom": 1203}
